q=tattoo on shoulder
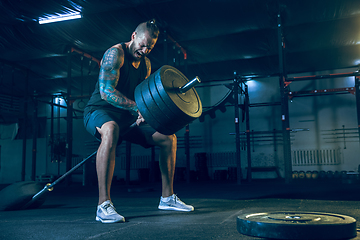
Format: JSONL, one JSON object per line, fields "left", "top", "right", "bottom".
{"left": 101, "top": 47, "right": 123, "bottom": 71}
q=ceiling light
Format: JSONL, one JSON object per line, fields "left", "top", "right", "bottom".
{"left": 39, "top": 12, "right": 82, "bottom": 24}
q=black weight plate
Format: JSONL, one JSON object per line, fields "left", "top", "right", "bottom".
{"left": 136, "top": 77, "right": 179, "bottom": 135}
{"left": 134, "top": 65, "right": 202, "bottom": 135}
{"left": 0, "top": 181, "right": 46, "bottom": 211}
{"left": 148, "top": 71, "right": 193, "bottom": 127}
{"left": 152, "top": 67, "right": 185, "bottom": 117}
{"left": 237, "top": 211, "right": 357, "bottom": 240}
{"left": 149, "top": 71, "right": 180, "bottom": 118}
{"left": 135, "top": 71, "right": 183, "bottom": 135}
{"left": 152, "top": 66, "right": 201, "bottom": 128}
{"left": 156, "top": 66, "right": 202, "bottom": 118}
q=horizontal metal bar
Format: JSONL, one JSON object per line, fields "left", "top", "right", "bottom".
{"left": 287, "top": 71, "right": 360, "bottom": 81}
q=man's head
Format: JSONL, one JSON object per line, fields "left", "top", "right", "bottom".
{"left": 128, "top": 19, "right": 160, "bottom": 60}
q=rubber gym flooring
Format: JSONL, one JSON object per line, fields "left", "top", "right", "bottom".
{"left": 1, "top": 179, "right": 360, "bottom": 240}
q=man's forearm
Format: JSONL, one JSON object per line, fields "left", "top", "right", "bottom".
{"left": 100, "top": 83, "right": 138, "bottom": 112}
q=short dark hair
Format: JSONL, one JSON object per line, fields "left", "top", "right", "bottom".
{"left": 135, "top": 19, "right": 160, "bottom": 39}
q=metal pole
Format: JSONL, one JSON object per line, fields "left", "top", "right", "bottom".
{"left": 278, "top": 13, "right": 292, "bottom": 183}
{"left": 183, "top": 53, "right": 191, "bottom": 183}
{"left": 185, "top": 125, "right": 190, "bottom": 183}
{"left": 273, "top": 129, "right": 277, "bottom": 152}
{"left": 355, "top": 77, "right": 360, "bottom": 143}
{"left": 57, "top": 97, "right": 61, "bottom": 176}
{"left": 150, "top": 146, "right": 155, "bottom": 182}
{"left": 31, "top": 97, "right": 38, "bottom": 181}
{"left": 234, "top": 72, "right": 242, "bottom": 184}
{"left": 21, "top": 70, "right": 29, "bottom": 181}
{"left": 66, "top": 50, "right": 73, "bottom": 184}
{"left": 245, "top": 84, "right": 252, "bottom": 182}
{"left": 50, "top": 96, "right": 54, "bottom": 162}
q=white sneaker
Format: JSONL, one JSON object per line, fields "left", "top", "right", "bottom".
{"left": 96, "top": 200, "right": 125, "bottom": 223}
{"left": 158, "top": 194, "right": 194, "bottom": 212}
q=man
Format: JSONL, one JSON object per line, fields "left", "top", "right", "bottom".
{"left": 84, "top": 19, "right": 194, "bottom": 224}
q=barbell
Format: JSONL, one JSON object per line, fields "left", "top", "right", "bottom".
{"left": 0, "top": 65, "right": 202, "bottom": 211}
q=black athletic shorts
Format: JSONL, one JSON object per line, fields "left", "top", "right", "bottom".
{"left": 84, "top": 109, "right": 156, "bottom": 148}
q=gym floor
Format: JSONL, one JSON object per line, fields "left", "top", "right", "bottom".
{"left": 1, "top": 179, "right": 360, "bottom": 240}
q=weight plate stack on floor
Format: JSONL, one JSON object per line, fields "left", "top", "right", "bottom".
{"left": 237, "top": 211, "right": 357, "bottom": 240}
{"left": 135, "top": 65, "right": 202, "bottom": 135}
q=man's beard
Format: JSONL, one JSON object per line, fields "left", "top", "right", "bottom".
{"left": 128, "top": 43, "right": 143, "bottom": 61}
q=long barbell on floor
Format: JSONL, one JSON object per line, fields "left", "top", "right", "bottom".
{"left": 0, "top": 65, "right": 202, "bottom": 211}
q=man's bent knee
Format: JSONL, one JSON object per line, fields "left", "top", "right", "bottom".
{"left": 152, "top": 132, "right": 177, "bottom": 147}
{"left": 97, "top": 121, "right": 120, "bottom": 144}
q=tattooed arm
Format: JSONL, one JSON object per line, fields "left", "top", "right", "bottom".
{"left": 98, "top": 46, "right": 138, "bottom": 113}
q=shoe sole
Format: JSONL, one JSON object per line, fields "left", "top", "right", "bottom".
{"left": 96, "top": 216, "right": 125, "bottom": 223}
{"left": 158, "top": 206, "right": 194, "bottom": 212}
